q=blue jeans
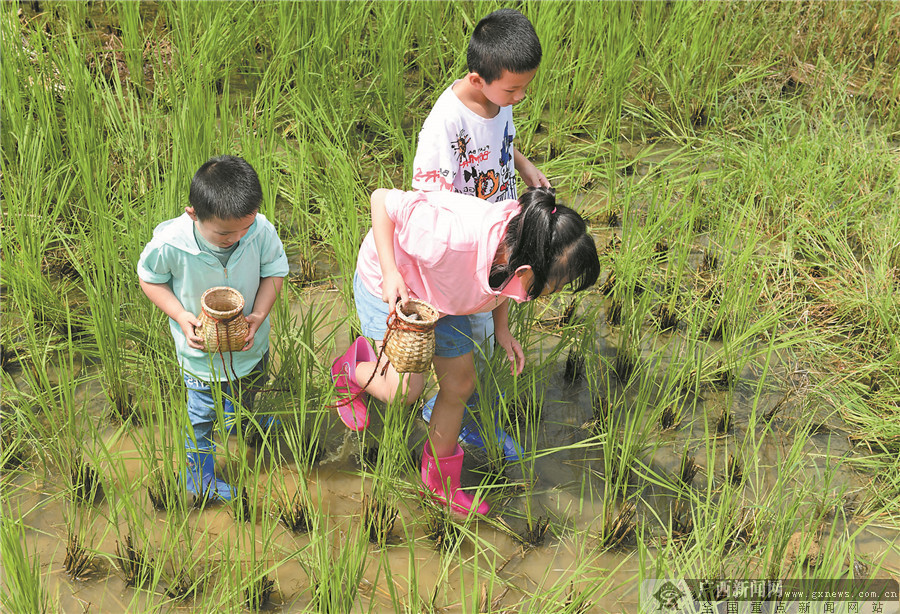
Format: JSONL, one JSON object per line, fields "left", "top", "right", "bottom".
{"left": 353, "top": 272, "right": 475, "bottom": 359}
{"left": 183, "top": 355, "right": 267, "bottom": 450}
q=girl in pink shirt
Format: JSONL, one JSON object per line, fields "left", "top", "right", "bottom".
{"left": 332, "top": 187, "right": 599, "bottom": 515}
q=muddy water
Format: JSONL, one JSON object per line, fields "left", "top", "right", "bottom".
{"left": 4, "top": 284, "right": 899, "bottom": 612}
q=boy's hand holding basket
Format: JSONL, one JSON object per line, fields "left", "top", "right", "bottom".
{"left": 195, "top": 286, "right": 249, "bottom": 353}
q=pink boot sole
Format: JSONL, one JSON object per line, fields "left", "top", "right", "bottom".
{"left": 331, "top": 337, "right": 376, "bottom": 431}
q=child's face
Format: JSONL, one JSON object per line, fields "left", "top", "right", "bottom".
{"left": 514, "top": 266, "right": 567, "bottom": 298}
{"left": 185, "top": 207, "right": 257, "bottom": 248}
{"left": 479, "top": 68, "right": 538, "bottom": 108}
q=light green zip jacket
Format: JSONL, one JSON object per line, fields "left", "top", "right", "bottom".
{"left": 137, "top": 212, "right": 289, "bottom": 381}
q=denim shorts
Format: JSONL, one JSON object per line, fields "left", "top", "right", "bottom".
{"left": 353, "top": 272, "right": 474, "bottom": 359}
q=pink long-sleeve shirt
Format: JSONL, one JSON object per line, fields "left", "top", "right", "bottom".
{"left": 356, "top": 189, "right": 532, "bottom": 316}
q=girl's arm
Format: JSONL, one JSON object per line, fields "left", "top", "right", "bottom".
{"left": 371, "top": 188, "right": 409, "bottom": 306}
{"left": 243, "top": 276, "right": 285, "bottom": 351}
{"left": 139, "top": 279, "right": 204, "bottom": 349}
{"left": 491, "top": 298, "right": 525, "bottom": 376}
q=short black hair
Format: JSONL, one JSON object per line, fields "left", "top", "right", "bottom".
{"left": 467, "top": 8, "right": 542, "bottom": 84}
{"left": 188, "top": 155, "right": 262, "bottom": 221}
{"left": 497, "top": 187, "right": 600, "bottom": 299}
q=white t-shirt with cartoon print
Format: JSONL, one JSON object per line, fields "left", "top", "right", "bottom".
{"left": 411, "top": 81, "right": 517, "bottom": 203}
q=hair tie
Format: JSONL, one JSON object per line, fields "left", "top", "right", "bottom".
{"left": 550, "top": 207, "right": 557, "bottom": 214}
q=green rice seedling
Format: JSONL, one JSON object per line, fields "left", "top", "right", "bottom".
{"left": 146, "top": 466, "right": 179, "bottom": 513}
{"left": 590, "top": 393, "right": 611, "bottom": 428}
{"left": 283, "top": 100, "right": 369, "bottom": 299}
{"left": 418, "top": 514, "right": 505, "bottom": 613}
{"left": 165, "top": 567, "right": 207, "bottom": 602}
{"left": 0, "top": 406, "right": 30, "bottom": 473}
{"left": 360, "top": 442, "right": 379, "bottom": 472}
{"left": 364, "top": 3, "right": 417, "bottom": 163}
{"left": 115, "top": 531, "right": 155, "bottom": 589}
{"left": 275, "top": 487, "right": 312, "bottom": 535}
{"left": 664, "top": 497, "right": 695, "bottom": 545}
{"left": 361, "top": 491, "right": 399, "bottom": 546}
{"left": 226, "top": 494, "right": 286, "bottom": 609}
{"left": 559, "top": 584, "right": 593, "bottom": 614}
{"left": 422, "top": 503, "right": 463, "bottom": 555}
{"left": 299, "top": 522, "right": 370, "bottom": 613}
{"left": 724, "top": 454, "right": 744, "bottom": 487}
{"left": 479, "top": 362, "right": 546, "bottom": 493}
{"left": 630, "top": 3, "right": 770, "bottom": 137}
{"left": 714, "top": 407, "right": 732, "bottom": 438}
{"left": 678, "top": 450, "right": 700, "bottom": 489}
{"left": 1, "top": 14, "right": 62, "bottom": 159}
{"left": 69, "top": 455, "right": 103, "bottom": 505}
{"left": 655, "top": 226, "right": 696, "bottom": 334}
{"left": 125, "top": 365, "right": 193, "bottom": 516}
{"left": 562, "top": 344, "right": 587, "bottom": 387}
{"left": 520, "top": 515, "right": 551, "bottom": 549}
{"left": 356, "top": 385, "right": 419, "bottom": 548}
{"left": 264, "top": 291, "right": 334, "bottom": 468}
{"left": 0, "top": 513, "right": 52, "bottom": 614}
{"left": 245, "top": 571, "right": 277, "bottom": 611}
{"left": 232, "top": 486, "right": 258, "bottom": 524}
{"left": 158, "top": 514, "right": 220, "bottom": 606}
{"left": 63, "top": 525, "right": 97, "bottom": 581}
{"left": 0, "top": 325, "right": 20, "bottom": 374}
{"left": 112, "top": 0, "right": 145, "bottom": 91}
{"left": 854, "top": 461, "right": 900, "bottom": 525}
{"left": 73, "top": 222, "right": 138, "bottom": 424}
{"left": 404, "top": 3, "right": 469, "bottom": 97}
{"left": 525, "top": 4, "right": 637, "bottom": 149}
{"left": 658, "top": 402, "right": 681, "bottom": 432}
{"left": 518, "top": 534, "right": 627, "bottom": 614}
{"left": 1, "top": 319, "right": 78, "bottom": 481}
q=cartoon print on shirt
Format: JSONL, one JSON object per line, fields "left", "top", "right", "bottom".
{"left": 413, "top": 167, "right": 453, "bottom": 190}
{"left": 451, "top": 130, "right": 471, "bottom": 164}
{"left": 499, "top": 122, "right": 513, "bottom": 167}
{"left": 460, "top": 145, "right": 491, "bottom": 168}
{"left": 464, "top": 167, "right": 500, "bottom": 200}
{"left": 417, "top": 124, "right": 516, "bottom": 200}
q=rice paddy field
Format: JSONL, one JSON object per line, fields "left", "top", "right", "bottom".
{"left": 2, "top": 1, "right": 899, "bottom": 612}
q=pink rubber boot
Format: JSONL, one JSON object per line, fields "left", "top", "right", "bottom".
{"left": 421, "top": 444, "right": 490, "bottom": 516}
{"left": 331, "top": 337, "right": 377, "bottom": 431}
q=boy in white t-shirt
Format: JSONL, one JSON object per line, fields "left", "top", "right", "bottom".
{"left": 411, "top": 8, "right": 549, "bottom": 462}
{"left": 412, "top": 8, "right": 548, "bottom": 200}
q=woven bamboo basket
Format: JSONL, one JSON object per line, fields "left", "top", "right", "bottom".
{"left": 196, "top": 286, "right": 249, "bottom": 353}
{"left": 383, "top": 299, "right": 439, "bottom": 373}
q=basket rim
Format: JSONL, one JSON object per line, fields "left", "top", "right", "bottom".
{"left": 397, "top": 298, "right": 439, "bottom": 325}
{"left": 201, "top": 286, "right": 245, "bottom": 318}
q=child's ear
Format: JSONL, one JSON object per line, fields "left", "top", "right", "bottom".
{"left": 185, "top": 206, "right": 198, "bottom": 221}
{"left": 467, "top": 72, "right": 486, "bottom": 90}
{"left": 513, "top": 265, "right": 533, "bottom": 278}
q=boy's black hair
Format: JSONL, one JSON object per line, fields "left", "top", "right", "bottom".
{"left": 467, "top": 8, "right": 542, "bottom": 84}
{"left": 495, "top": 187, "right": 600, "bottom": 299}
{"left": 189, "top": 155, "right": 262, "bottom": 221}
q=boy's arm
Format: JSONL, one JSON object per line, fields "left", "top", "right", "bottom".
{"left": 243, "top": 276, "right": 284, "bottom": 351}
{"left": 371, "top": 188, "right": 408, "bottom": 307}
{"left": 514, "top": 149, "right": 551, "bottom": 189}
{"left": 491, "top": 299, "right": 525, "bottom": 376}
{"left": 139, "top": 278, "right": 204, "bottom": 349}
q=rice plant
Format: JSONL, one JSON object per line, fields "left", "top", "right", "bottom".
{"left": 0, "top": 513, "right": 52, "bottom": 613}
